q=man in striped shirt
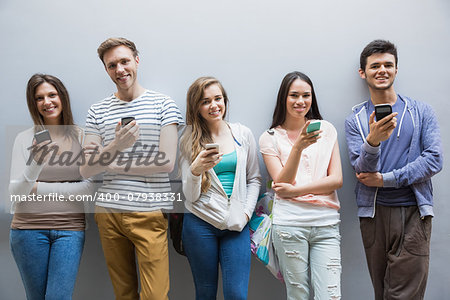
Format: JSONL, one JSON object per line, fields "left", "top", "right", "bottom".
{"left": 81, "top": 37, "right": 183, "bottom": 300}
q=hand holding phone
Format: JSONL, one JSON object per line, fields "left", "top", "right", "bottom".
{"left": 32, "top": 130, "right": 56, "bottom": 164}
{"left": 113, "top": 117, "right": 140, "bottom": 152}
{"left": 367, "top": 106, "right": 398, "bottom": 147}
{"left": 294, "top": 120, "right": 322, "bottom": 152}
{"left": 190, "top": 144, "right": 222, "bottom": 175}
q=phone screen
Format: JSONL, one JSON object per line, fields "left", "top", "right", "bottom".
{"left": 121, "top": 117, "right": 135, "bottom": 127}
{"left": 375, "top": 105, "right": 392, "bottom": 121}
{"left": 34, "top": 130, "right": 52, "bottom": 144}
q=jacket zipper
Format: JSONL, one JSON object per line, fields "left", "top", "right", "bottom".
{"left": 371, "top": 187, "right": 378, "bottom": 218}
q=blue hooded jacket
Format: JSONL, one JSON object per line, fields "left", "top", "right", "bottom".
{"left": 345, "top": 95, "right": 443, "bottom": 218}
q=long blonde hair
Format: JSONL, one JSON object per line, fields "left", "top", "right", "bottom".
{"left": 180, "top": 77, "right": 229, "bottom": 193}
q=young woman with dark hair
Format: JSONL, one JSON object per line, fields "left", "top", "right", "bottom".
{"left": 259, "top": 71, "right": 343, "bottom": 300}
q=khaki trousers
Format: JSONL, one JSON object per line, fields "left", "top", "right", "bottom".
{"left": 360, "top": 205, "right": 431, "bottom": 300}
{"left": 95, "top": 206, "right": 169, "bottom": 300}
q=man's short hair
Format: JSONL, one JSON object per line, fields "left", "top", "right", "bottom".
{"left": 360, "top": 39, "right": 398, "bottom": 70}
{"left": 97, "top": 37, "right": 139, "bottom": 64}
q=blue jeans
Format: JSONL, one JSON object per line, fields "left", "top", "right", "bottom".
{"left": 272, "top": 224, "right": 341, "bottom": 300}
{"left": 10, "top": 229, "right": 85, "bottom": 300}
{"left": 182, "top": 213, "right": 251, "bottom": 300}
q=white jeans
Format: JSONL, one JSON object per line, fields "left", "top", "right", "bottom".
{"left": 272, "top": 224, "right": 341, "bottom": 300}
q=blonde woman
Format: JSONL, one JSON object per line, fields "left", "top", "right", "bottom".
{"left": 179, "top": 77, "right": 261, "bottom": 299}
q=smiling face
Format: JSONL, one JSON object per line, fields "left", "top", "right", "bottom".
{"left": 35, "top": 82, "right": 63, "bottom": 125}
{"left": 198, "top": 83, "right": 226, "bottom": 125}
{"left": 103, "top": 45, "right": 139, "bottom": 93}
{"left": 285, "top": 78, "right": 312, "bottom": 121}
{"left": 359, "top": 52, "right": 398, "bottom": 91}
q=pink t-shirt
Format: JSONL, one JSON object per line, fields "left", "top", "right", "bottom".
{"left": 259, "top": 120, "right": 340, "bottom": 226}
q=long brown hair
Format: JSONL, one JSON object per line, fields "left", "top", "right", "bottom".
{"left": 26, "top": 74, "right": 77, "bottom": 137}
{"left": 180, "top": 76, "right": 229, "bottom": 193}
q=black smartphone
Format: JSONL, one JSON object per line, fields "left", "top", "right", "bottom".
{"left": 121, "top": 117, "right": 135, "bottom": 127}
{"left": 375, "top": 104, "right": 392, "bottom": 121}
{"left": 34, "top": 129, "right": 52, "bottom": 144}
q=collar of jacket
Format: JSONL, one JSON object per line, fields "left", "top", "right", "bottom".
{"left": 351, "top": 94, "right": 412, "bottom": 143}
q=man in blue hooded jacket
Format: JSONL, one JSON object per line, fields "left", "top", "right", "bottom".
{"left": 345, "top": 39, "right": 443, "bottom": 300}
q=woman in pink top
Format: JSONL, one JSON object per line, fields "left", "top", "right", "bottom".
{"left": 259, "top": 71, "right": 343, "bottom": 300}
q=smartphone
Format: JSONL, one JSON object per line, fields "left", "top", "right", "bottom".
{"left": 205, "top": 143, "right": 219, "bottom": 151}
{"left": 34, "top": 129, "right": 52, "bottom": 144}
{"left": 306, "top": 121, "right": 321, "bottom": 134}
{"left": 121, "top": 116, "right": 135, "bottom": 127}
{"left": 375, "top": 104, "right": 392, "bottom": 121}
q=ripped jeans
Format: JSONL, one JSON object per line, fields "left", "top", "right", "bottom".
{"left": 272, "top": 224, "right": 341, "bottom": 300}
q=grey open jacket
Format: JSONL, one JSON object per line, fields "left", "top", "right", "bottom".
{"left": 344, "top": 95, "right": 443, "bottom": 218}
{"left": 180, "top": 123, "right": 262, "bottom": 231}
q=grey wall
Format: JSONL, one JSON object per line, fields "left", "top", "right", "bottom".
{"left": 1, "top": 0, "right": 449, "bottom": 299}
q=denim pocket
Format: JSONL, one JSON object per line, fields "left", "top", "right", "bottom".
{"left": 329, "top": 223, "right": 342, "bottom": 242}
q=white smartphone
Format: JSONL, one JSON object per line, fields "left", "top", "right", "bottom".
{"left": 205, "top": 143, "right": 219, "bottom": 151}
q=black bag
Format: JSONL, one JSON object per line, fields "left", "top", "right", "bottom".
{"left": 168, "top": 213, "right": 186, "bottom": 256}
